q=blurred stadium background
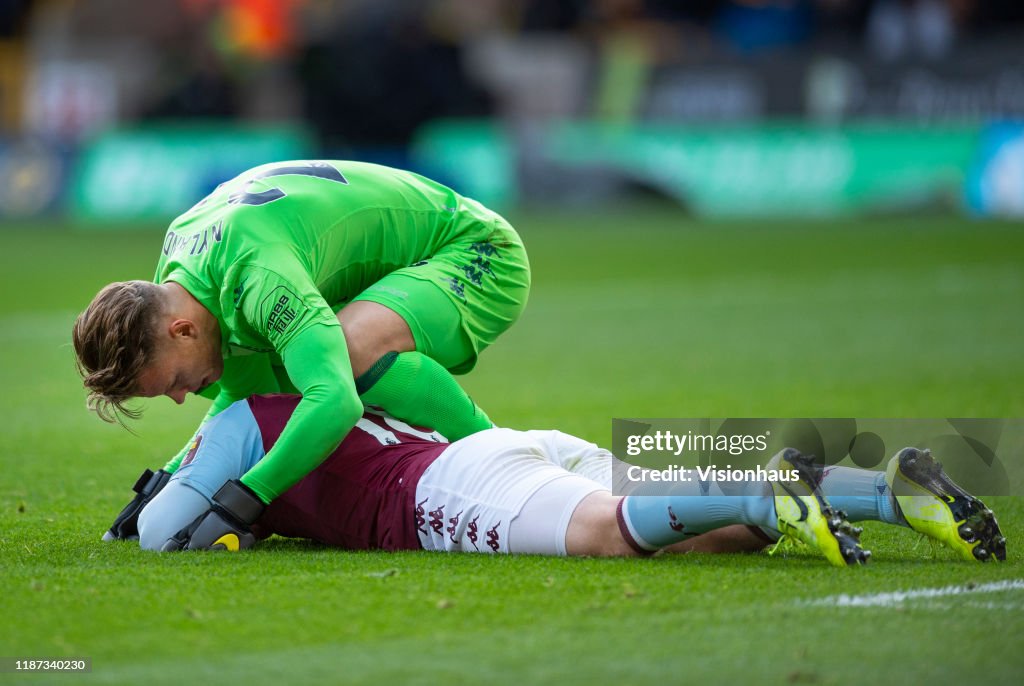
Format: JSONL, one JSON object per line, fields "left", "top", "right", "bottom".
{"left": 2, "top": 2, "right": 1024, "bottom": 684}
{"left": 1, "top": 0, "right": 1024, "bottom": 220}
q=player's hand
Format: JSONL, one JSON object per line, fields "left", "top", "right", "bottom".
{"left": 102, "top": 468, "right": 172, "bottom": 541}
{"left": 161, "top": 480, "right": 265, "bottom": 552}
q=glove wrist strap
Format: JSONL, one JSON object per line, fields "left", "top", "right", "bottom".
{"left": 213, "top": 480, "right": 265, "bottom": 525}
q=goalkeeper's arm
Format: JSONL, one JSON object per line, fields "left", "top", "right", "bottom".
{"left": 159, "top": 324, "right": 362, "bottom": 551}
{"left": 101, "top": 356, "right": 279, "bottom": 540}
{"left": 238, "top": 323, "right": 363, "bottom": 503}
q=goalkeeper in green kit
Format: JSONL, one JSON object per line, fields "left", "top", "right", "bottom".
{"left": 73, "top": 161, "right": 530, "bottom": 550}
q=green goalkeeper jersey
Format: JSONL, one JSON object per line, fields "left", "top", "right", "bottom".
{"left": 154, "top": 160, "right": 493, "bottom": 503}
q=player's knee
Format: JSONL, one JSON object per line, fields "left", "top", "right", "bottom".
{"left": 565, "top": 493, "right": 640, "bottom": 557}
{"left": 337, "top": 301, "right": 415, "bottom": 376}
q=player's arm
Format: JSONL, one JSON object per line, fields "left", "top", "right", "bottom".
{"left": 102, "top": 354, "right": 280, "bottom": 541}
{"left": 240, "top": 321, "right": 362, "bottom": 502}
{"left": 166, "top": 265, "right": 364, "bottom": 549}
{"left": 230, "top": 263, "right": 364, "bottom": 501}
{"left": 164, "top": 325, "right": 361, "bottom": 550}
{"left": 138, "top": 399, "right": 267, "bottom": 552}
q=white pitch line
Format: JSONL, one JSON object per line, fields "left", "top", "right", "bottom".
{"left": 803, "top": 579, "right": 1024, "bottom": 608}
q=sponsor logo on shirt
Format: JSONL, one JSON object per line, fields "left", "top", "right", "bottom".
{"left": 260, "top": 286, "right": 307, "bottom": 336}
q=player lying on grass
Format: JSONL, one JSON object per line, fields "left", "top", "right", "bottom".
{"left": 128, "top": 395, "right": 1006, "bottom": 565}
{"left": 73, "top": 161, "right": 530, "bottom": 548}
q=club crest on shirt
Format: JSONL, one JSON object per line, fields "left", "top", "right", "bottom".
{"left": 181, "top": 434, "right": 203, "bottom": 467}
{"left": 260, "top": 286, "right": 306, "bottom": 336}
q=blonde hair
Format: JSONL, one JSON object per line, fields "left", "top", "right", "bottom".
{"left": 72, "top": 281, "right": 164, "bottom": 423}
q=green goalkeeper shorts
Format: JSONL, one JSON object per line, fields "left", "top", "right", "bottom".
{"left": 351, "top": 212, "right": 530, "bottom": 374}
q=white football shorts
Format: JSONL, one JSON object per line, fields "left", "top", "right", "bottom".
{"left": 414, "top": 428, "right": 612, "bottom": 555}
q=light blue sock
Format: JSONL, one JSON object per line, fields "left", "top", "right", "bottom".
{"left": 818, "top": 466, "right": 904, "bottom": 526}
{"left": 618, "top": 480, "right": 775, "bottom": 552}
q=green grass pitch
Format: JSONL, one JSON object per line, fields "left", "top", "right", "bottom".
{"left": 1, "top": 211, "right": 1023, "bottom": 684}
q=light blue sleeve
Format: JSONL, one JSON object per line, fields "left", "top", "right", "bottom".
{"left": 138, "top": 400, "right": 265, "bottom": 551}
{"left": 170, "top": 399, "right": 267, "bottom": 500}
{"left": 138, "top": 481, "right": 212, "bottom": 551}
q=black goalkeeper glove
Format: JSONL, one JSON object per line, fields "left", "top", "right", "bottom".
{"left": 102, "top": 468, "right": 172, "bottom": 541}
{"left": 161, "top": 479, "right": 265, "bottom": 552}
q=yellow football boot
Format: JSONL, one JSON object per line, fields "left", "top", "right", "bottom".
{"left": 769, "top": 448, "right": 871, "bottom": 567}
{"left": 886, "top": 447, "right": 1006, "bottom": 562}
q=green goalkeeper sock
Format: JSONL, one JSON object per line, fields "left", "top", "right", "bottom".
{"left": 357, "top": 351, "right": 493, "bottom": 441}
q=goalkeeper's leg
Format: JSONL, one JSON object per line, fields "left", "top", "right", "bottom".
{"left": 339, "top": 300, "right": 493, "bottom": 441}
{"left": 343, "top": 222, "right": 530, "bottom": 442}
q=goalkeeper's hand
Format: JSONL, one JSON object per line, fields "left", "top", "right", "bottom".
{"left": 161, "top": 480, "right": 265, "bottom": 552}
{"left": 102, "top": 468, "right": 172, "bottom": 541}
